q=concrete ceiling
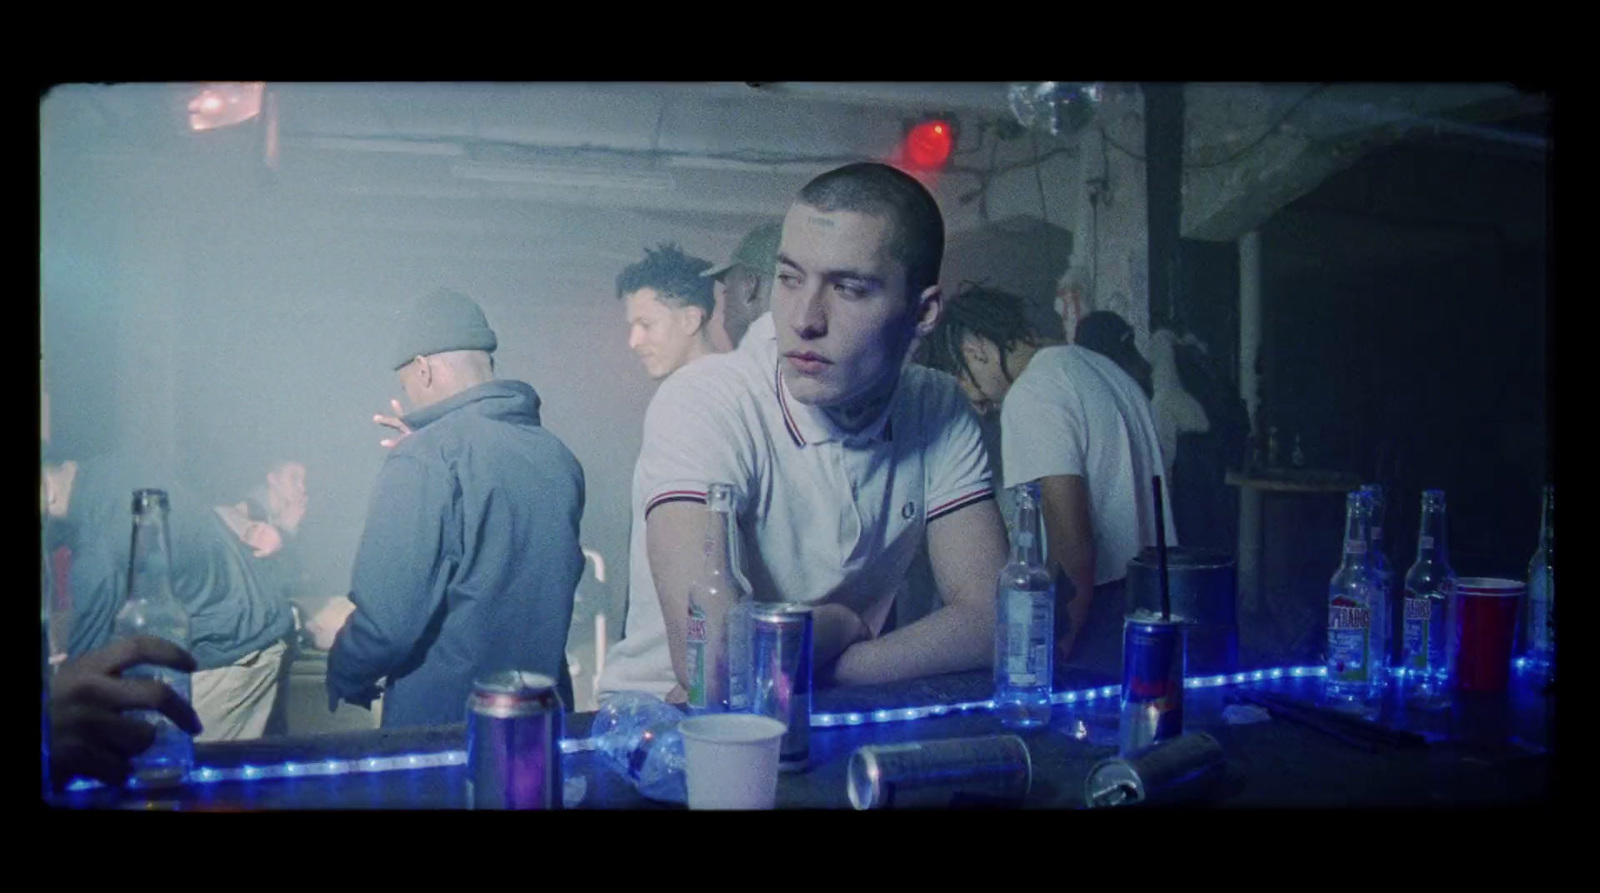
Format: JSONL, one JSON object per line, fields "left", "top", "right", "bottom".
{"left": 40, "top": 82, "right": 1548, "bottom": 263}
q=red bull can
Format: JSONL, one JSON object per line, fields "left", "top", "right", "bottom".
{"left": 750, "top": 603, "right": 813, "bottom": 773}
{"left": 465, "top": 671, "right": 564, "bottom": 809}
{"left": 1119, "top": 615, "right": 1186, "bottom": 755}
{"left": 847, "top": 735, "right": 1032, "bottom": 809}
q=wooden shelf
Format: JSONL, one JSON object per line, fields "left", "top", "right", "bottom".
{"left": 1225, "top": 469, "right": 1363, "bottom": 493}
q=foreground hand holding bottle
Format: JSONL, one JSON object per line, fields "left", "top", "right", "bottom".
{"left": 48, "top": 635, "right": 203, "bottom": 791}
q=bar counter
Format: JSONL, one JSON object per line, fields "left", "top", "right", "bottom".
{"left": 57, "top": 665, "right": 1553, "bottom": 810}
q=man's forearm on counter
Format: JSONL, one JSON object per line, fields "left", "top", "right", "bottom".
{"left": 831, "top": 598, "right": 992, "bottom": 686}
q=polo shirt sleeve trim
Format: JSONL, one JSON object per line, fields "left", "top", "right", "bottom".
{"left": 927, "top": 486, "right": 995, "bottom": 522}
{"left": 646, "top": 489, "right": 709, "bottom": 518}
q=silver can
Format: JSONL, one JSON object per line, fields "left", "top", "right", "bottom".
{"left": 1084, "top": 731, "right": 1226, "bottom": 808}
{"left": 465, "top": 670, "right": 564, "bottom": 810}
{"left": 847, "top": 736, "right": 1032, "bottom": 810}
{"left": 750, "top": 603, "right": 813, "bottom": 772}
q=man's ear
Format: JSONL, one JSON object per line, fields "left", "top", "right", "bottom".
{"left": 912, "top": 284, "right": 942, "bottom": 339}
{"left": 414, "top": 355, "right": 432, "bottom": 387}
{"left": 684, "top": 304, "right": 709, "bottom": 335}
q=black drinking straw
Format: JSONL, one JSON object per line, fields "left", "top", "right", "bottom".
{"left": 1153, "top": 476, "right": 1171, "bottom": 621}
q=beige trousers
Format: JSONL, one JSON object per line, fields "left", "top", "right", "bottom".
{"left": 192, "top": 640, "right": 288, "bottom": 742}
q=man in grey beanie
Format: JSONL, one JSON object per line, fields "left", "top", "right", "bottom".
{"left": 324, "top": 288, "right": 586, "bottom": 726}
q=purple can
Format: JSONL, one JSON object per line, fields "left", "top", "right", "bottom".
{"left": 750, "top": 603, "right": 813, "bottom": 772}
{"left": 466, "top": 671, "right": 564, "bottom": 809}
{"left": 1118, "top": 616, "right": 1186, "bottom": 755}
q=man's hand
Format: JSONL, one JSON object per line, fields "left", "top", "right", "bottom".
{"left": 374, "top": 399, "right": 413, "bottom": 449}
{"left": 50, "top": 636, "right": 202, "bottom": 790}
{"left": 664, "top": 684, "right": 688, "bottom": 705}
{"left": 308, "top": 596, "right": 357, "bottom": 651}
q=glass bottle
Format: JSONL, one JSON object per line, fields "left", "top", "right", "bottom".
{"left": 685, "top": 483, "right": 752, "bottom": 714}
{"left": 113, "top": 489, "right": 194, "bottom": 788}
{"left": 992, "top": 482, "right": 1055, "bottom": 729}
{"left": 1360, "top": 483, "right": 1395, "bottom": 669}
{"left": 1325, "top": 491, "right": 1386, "bottom": 707}
{"left": 1399, "top": 490, "right": 1456, "bottom": 708}
{"left": 1524, "top": 485, "right": 1554, "bottom": 672}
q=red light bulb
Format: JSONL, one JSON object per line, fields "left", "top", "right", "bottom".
{"left": 905, "top": 120, "right": 954, "bottom": 169}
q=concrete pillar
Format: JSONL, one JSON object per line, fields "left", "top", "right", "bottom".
{"left": 1237, "top": 229, "right": 1263, "bottom": 613}
{"left": 1239, "top": 230, "right": 1262, "bottom": 422}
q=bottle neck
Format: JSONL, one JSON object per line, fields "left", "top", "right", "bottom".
{"left": 703, "top": 506, "right": 744, "bottom": 591}
{"left": 1012, "top": 500, "right": 1043, "bottom": 567}
{"left": 126, "top": 510, "right": 177, "bottom": 604}
{"left": 1415, "top": 506, "right": 1450, "bottom": 564}
{"left": 1538, "top": 489, "right": 1554, "bottom": 554}
{"left": 1341, "top": 505, "right": 1369, "bottom": 567}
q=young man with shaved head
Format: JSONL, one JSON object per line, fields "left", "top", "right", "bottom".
{"left": 600, "top": 162, "right": 1007, "bottom": 700}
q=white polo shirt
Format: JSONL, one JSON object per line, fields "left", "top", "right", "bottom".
{"left": 999, "top": 345, "right": 1177, "bottom": 587}
{"left": 598, "top": 313, "right": 994, "bottom": 698}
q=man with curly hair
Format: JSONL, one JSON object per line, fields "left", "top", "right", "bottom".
{"left": 617, "top": 243, "right": 722, "bottom": 380}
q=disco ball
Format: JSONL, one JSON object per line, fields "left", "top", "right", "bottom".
{"left": 1007, "top": 82, "right": 1103, "bottom": 137}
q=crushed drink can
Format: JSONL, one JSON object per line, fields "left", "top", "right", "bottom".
{"left": 750, "top": 603, "right": 813, "bottom": 772}
{"left": 1119, "top": 615, "right": 1186, "bottom": 755}
{"left": 465, "top": 670, "right": 563, "bottom": 809}
{"left": 848, "top": 735, "right": 1032, "bottom": 809}
{"left": 1085, "top": 731, "right": 1226, "bottom": 808}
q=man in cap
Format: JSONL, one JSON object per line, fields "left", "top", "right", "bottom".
{"left": 1074, "top": 312, "right": 1210, "bottom": 488}
{"left": 324, "top": 288, "right": 586, "bottom": 726}
{"left": 703, "top": 221, "right": 782, "bottom": 351}
{"left": 1073, "top": 311, "right": 1154, "bottom": 398}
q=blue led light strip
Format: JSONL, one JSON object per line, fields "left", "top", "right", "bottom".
{"left": 62, "top": 660, "right": 1538, "bottom": 793}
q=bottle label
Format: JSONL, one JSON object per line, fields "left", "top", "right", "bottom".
{"left": 1001, "top": 588, "right": 1052, "bottom": 687}
{"left": 1346, "top": 540, "right": 1366, "bottom": 555}
{"left": 1372, "top": 527, "right": 1383, "bottom": 543}
{"left": 1418, "top": 536, "right": 1434, "bottom": 550}
{"left": 1327, "top": 605, "right": 1370, "bottom": 682}
{"left": 686, "top": 608, "right": 708, "bottom": 710}
{"left": 1401, "top": 596, "right": 1431, "bottom": 670}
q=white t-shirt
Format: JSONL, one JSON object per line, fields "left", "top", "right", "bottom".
{"left": 598, "top": 313, "right": 994, "bottom": 698}
{"left": 1000, "top": 345, "right": 1177, "bottom": 586}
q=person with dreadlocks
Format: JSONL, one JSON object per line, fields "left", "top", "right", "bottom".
{"left": 918, "top": 284, "right": 1175, "bottom": 678}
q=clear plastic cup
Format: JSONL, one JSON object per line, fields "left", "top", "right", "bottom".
{"left": 678, "top": 714, "right": 787, "bottom": 810}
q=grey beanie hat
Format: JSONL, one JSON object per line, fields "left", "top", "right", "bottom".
{"left": 393, "top": 288, "right": 498, "bottom": 370}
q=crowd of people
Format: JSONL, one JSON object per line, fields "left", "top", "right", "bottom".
{"left": 45, "top": 159, "right": 1235, "bottom": 791}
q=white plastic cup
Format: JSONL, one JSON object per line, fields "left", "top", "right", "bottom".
{"left": 679, "top": 714, "right": 787, "bottom": 810}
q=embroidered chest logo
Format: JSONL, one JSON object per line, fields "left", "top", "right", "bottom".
{"left": 901, "top": 501, "right": 917, "bottom": 520}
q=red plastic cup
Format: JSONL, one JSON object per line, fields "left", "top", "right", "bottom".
{"left": 1454, "top": 578, "right": 1525, "bottom": 693}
